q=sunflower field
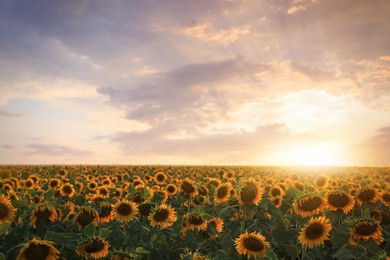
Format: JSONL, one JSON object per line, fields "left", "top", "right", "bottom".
{"left": 0, "top": 165, "right": 389, "bottom": 259}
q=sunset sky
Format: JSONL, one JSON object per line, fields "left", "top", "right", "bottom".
{"left": 1, "top": 0, "right": 390, "bottom": 166}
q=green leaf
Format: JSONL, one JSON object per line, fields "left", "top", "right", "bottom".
{"left": 97, "top": 228, "right": 112, "bottom": 238}
{"left": 271, "top": 229, "right": 298, "bottom": 245}
{"left": 265, "top": 246, "right": 278, "bottom": 260}
{"left": 0, "top": 253, "right": 6, "bottom": 260}
{"left": 151, "top": 232, "right": 167, "bottom": 247}
{"left": 44, "top": 231, "right": 80, "bottom": 248}
{"left": 140, "top": 187, "right": 150, "bottom": 200}
{"left": 359, "top": 237, "right": 380, "bottom": 255}
{"left": 84, "top": 223, "right": 96, "bottom": 238}
{"left": 241, "top": 203, "right": 258, "bottom": 218}
{"left": 0, "top": 222, "right": 11, "bottom": 237}
{"left": 161, "top": 228, "right": 179, "bottom": 238}
{"left": 332, "top": 244, "right": 365, "bottom": 260}
{"left": 135, "top": 247, "right": 150, "bottom": 254}
{"left": 284, "top": 245, "right": 301, "bottom": 258}
{"left": 215, "top": 249, "right": 229, "bottom": 260}
{"left": 217, "top": 205, "right": 237, "bottom": 218}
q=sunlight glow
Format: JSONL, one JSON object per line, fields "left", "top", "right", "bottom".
{"left": 273, "top": 143, "right": 346, "bottom": 166}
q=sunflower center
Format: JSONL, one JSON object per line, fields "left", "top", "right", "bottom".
{"left": 328, "top": 193, "right": 349, "bottom": 207}
{"left": 299, "top": 197, "right": 322, "bottom": 211}
{"left": 25, "top": 181, "right": 33, "bottom": 187}
{"left": 210, "top": 221, "right": 217, "bottom": 228}
{"left": 182, "top": 182, "right": 195, "bottom": 193}
{"left": 316, "top": 177, "right": 326, "bottom": 187}
{"left": 355, "top": 222, "right": 378, "bottom": 236}
{"left": 76, "top": 210, "right": 95, "bottom": 227}
{"left": 383, "top": 193, "right": 390, "bottom": 202}
{"left": 85, "top": 239, "right": 105, "bottom": 253}
{"left": 117, "top": 203, "right": 132, "bottom": 216}
{"left": 240, "top": 182, "right": 258, "bottom": 203}
{"left": 243, "top": 237, "right": 264, "bottom": 252}
{"left": 156, "top": 175, "right": 165, "bottom": 181}
{"left": 0, "top": 203, "right": 9, "bottom": 219}
{"left": 99, "top": 189, "right": 108, "bottom": 196}
{"left": 89, "top": 183, "right": 97, "bottom": 189}
{"left": 271, "top": 188, "right": 281, "bottom": 197}
{"left": 305, "top": 222, "right": 324, "bottom": 239}
{"left": 23, "top": 243, "right": 50, "bottom": 259}
{"left": 99, "top": 205, "right": 112, "bottom": 218}
{"left": 217, "top": 186, "right": 228, "bottom": 198}
{"left": 358, "top": 189, "right": 375, "bottom": 202}
{"left": 153, "top": 209, "right": 169, "bottom": 222}
{"left": 188, "top": 215, "right": 204, "bottom": 225}
{"left": 62, "top": 185, "right": 72, "bottom": 194}
{"left": 167, "top": 186, "right": 175, "bottom": 193}
{"left": 50, "top": 181, "right": 59, "bottom": 187}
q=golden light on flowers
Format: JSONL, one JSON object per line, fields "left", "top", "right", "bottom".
{"left": 239, "top": 178, "right": 263, "bottom": 205}
{"left": 76, "top": 238, "right": 110, "bottom": 259}
{"left": 356, "top": 188, "right": 379, "bottom": 205}
{"left": 0, "top": 194, "right": 17, "bottom": 223}
{"left": 326, "top": 190, "right": 354, "bottom": 214}
{"left": 180, "top": 178, "right": 198, "bottom": 197}
{"left": 185, "top": 213, "right": 208, "bottom": 231}
{"left": 99, "top": 202, "right": 113, "bottom": 223}
{"left": 298, "top": 216, "right": 332, "bottom": 249}
{"left": 154, "top": 171, "right": 167, "bottom": 185}
{"left": 269, "top": 186, "right": 284, "bottom": 199}
{"left": 148, "top": 203, "right": 177, "bottom": 228}
{"left": 166, "top": 184, "right": 178, "bottom": 196}
{"left": 209, "top": 217, "right": 224, "bottom": 233}
{"left": 112, "top": 200, "right": 139, "bottom": 223}
{"left": 74, "top": 208, "right": 100, "bottom": 228}
{"left": 214, "top": 182, "right": 232, "bottom": 203}
{"left": 294, "top": 194, "right": 327, "bottom": 217}
{"left": 48, "top": 178, "right": 61, "bottom": 189}
{"left": 59, "top": 183, "right": 75, "bottom": 198}
{"left": 379, "top": 191, "right": 390, "bottom": 207}
{"left": 30, "top": 204, "right": 59, "bottom": 228}
{"left": 16, "top": 238, "right": 60, "bottom": 260}
{"left": 235, "top": 231, "right": 269, "bottom": 258}
{"left": 350, "top": 219, "right": 383, "bottom": 245}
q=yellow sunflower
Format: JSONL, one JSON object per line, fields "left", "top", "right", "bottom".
{"left": 59, "top": 183, "right": 75, "bottom": 198}
{"left": 326, "top": 190, "right": 355, "bottom": 214}
{"left": 185, "top": 213, "right": 208, "bottom": 231}
{"left": 74, "top": 208, "right": 100, "bottom": 228}
{"left": 48, "top": 178, "right": 61, "bottom": 189}
{"left": 112, "top": 200, "right": 139, "bottom": 223}
{"left": 99, "top": 202, "right": 113, "bottom": 223}
{"left": 379, "top": 190, "right": 390, "bottom": 207}
{"left": 209, "top": 217, "right": 224, "bottom": 233}
{"left": 76, "top": 237, "right": 110, "bottom": 259}
{"left": 214, "top": 182, "right": 232, "bottom": 203}
{"left": 0, "top": 194, "right": 17, "bottom": 223}
{"left": 235, "top": 231, "right": 269, "bottom": 258}
{"left": 180, "top": 178, "right": 199, "bottom": 197}
{"left": 269, "top": 186, "right": 284, "bottom": 199}
{"left": 293, "top": 194, "right": 327, "bottom": 217}
{"left": 154, "top": 171, "right": 167, "bottom": 185}
{"left": 350, "top": 219, "right": 383, "bottom": 245}
{"left": 166, "top": 184, "right": 178, "bottom": 196}
{"left": 30, "top": 204, "right": 59, "bottom": 229}
{"left": 356, "top": 188, "right": 379, "bottom": 205}
{"left": 239, "top": 178, "right": 263, "bottom": 205}
{"left": 16, "top": 238, "right": 60, "bottom": 260}
{"left": 298, "top": 216, "right": 332, "bottom": 249}
{"left": 148, "top": 203, "right": 177, "bottom": 228}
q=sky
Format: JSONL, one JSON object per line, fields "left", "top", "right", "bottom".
{"left": 0, "top": 0, "right": 390, "bottom": 166}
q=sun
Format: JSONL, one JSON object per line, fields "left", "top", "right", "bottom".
{"left": 272, "top": 143, "right": 347, "bottom": 166}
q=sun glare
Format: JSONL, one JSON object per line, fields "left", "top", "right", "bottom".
{"left": 273, "top": 143, "right": 346, "bottom": 166}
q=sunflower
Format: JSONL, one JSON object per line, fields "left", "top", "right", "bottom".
{"left": 298, "top": 216, "right": 332, "bottom": 249}
{"left": 110, "top": 252, "right": 133, "bottom": 260}
{"left": 16, "top": 238, "right": 60, "bottom": 260}
{"left": 139, "top": 202, "right": 154, "bottom": 217}
{"left": 185, "top": 213, "right": 208, "bottom": 231}
{"left": 166, "top": 184, "right": 178, "bottom": 196}
{"left": 380, "top": 190, "right": 390, "bottom": 207}
{"left": 214, "top": 182, "right": 232, "bottom": 203}
{"left": 269, "top": 186, "right": 284, "bottom": 199}
{"left": 180, "top": 178, "right": 199, "bottom": 197}
{"left": 238, "top": 178, "right": 263, "bottom": 205}
{"left": 97, "top": 186, "right": 110, "bottom": 198}
{"left": 235, "top": 231, "right": 269, "bottom": 259}
{"left": 76, "top": 237, "right": 110, "bottom": 259}
{"left": 112, "top": 200, "right": 139, "bottom": 223}
{"left": 148, "top": 203, "right": 177, "bottom": 228}
{"left": 272, "top": 196, "right": 283, "bottom": 208}
{"left": 30, "top": 204, "right": 59, "bottom": 228}
{"left": 87, "top": 181, "right": 98, "bottom": 191}
{"left": 24, "top": 179, "right": 35, "bottom": 190}
{"left": 315, "top": 176, "right": 328, "bottom": 188}
{"left": 59, "top": 183, "right": 75, "bottom": 198}
{"left": 99, "top": 202, "right": 113, "bottom": 223}
{"left": 326, "top": 190, "right": 355, "bottom": 214}
{"left": 209, "top": 217, "right": 224, "bottom": 233}
{"left": 207, "top": 178, "right": 221, "bottom": 188}
{"left": 294, "top": 194, "right": 327, "bottom": 217}
{"left": 0, "top": 194, "right": 17, "bottom": 223}
{"left": 74, "top": 208, "right": 100, "bottom": 228}
{"left": 350, "top": 219, "right": 383, "bottom": 245}
{"left": 48, "top": 178, "right": 61, "bottom": 189}
{"left": 154, "top": 171, "right": 167, "bottom": 185}
{"left": 356, "top": 188, "right": 379, "bottom": 205}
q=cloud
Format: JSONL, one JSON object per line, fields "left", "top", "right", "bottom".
{"left": 25, "top": 143, "right": 92, "bottom": 157}
{"left": 350, "top": 126, "right": 390, "bottom": 166}
{"left": 1, "top": 145, "right": 14, "bottom": 150}
{"left": 180, "top": 23, "right": 250, "bottom": 42}
{"left": 0, "top": 109, "right": 27, "bottom": 118}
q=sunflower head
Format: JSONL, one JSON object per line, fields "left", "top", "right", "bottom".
{"left": 350, "top": 219, "right": 383, "bottom": 245}
{"left": 148, "top": 203, "right": 177, "bottom": 228}
{"left": 60, "top": 183, "right": 75, "bottom": 198}
{"left": 76, "top": 237, "right": 110, "bottom": 259}
{"left": 184, "top": 212, "right": 208, "bottom": 231}
{"left": 214, "top": 182, "right": 232, "bottom": 204}
{"left": 99, "top": 202, "right": 113, "bottom": 223}
{"left": 209, "top": 217, "right": 224, "bottom": 233}
{"left": 356, "top": 188, "right": 379, "bottom": 205}
{"left": 298, "top": 216, "right": 332, "bottom": 249}
{"left": 238, "top": 178, "right": 263, "bottom": 205}
{"left": 293, "top": 194, "right": 327, "bottom": 217}
{"left": 0, "top": 194, "right": 17, "bottom": 224}
{"left": 112, "top": 200, "right": 139, "bottom": 223}
{"left": 326, "top": 190, "right": 355, "bottom": 214}
{"left": 180, "top": 178, "right": 198, "bottom": 197}
{"left": 235, "top": 231, "right": 269, "bottom": 258}
{"left": 16, "top": 238, "right": 60, "bottom": 260}
{"left": 165, "top": 184, "right": 178, "bottom": 196}
{"left": 154, "top": 171, "right": 167, "bottom": 185}
{"left": 74, "top": 207, "right": 100, "bottom": 228}
{"left": 30, "top": 204, "right": 59, "bottom": 228}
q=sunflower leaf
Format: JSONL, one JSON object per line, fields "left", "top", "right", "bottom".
{"left": 0, "top": 222, "right": 11, "bottom": 237}
{"left": 332, "top": 244, "right": 365, "bottom": 259}
{"left": 265, "top": 246, "right": 278, "bottom": 260}
{"left": 0, "top": 253, "right": 5, "bottom": 260}
{"left": 284, "top": 245, "right": 301, "bottom": 257}
{"left": 241, "top": 203, "right": 257, "bottom": 218}
{"left": 135, "top": 247, "right": 150, "bottom": 254}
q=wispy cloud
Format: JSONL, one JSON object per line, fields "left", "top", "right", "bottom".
{"left": 25, "top": 144, "right": 92, "bottom": 157}
{"left": 0, "top": 109, "right": 27, "bottom": 118}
